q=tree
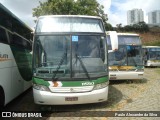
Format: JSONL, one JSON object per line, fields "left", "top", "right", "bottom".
{"left": 138, "top": 21, "right": 149, "bottom": 33}
{"left": 118, "top": 22, "right": 149, "bottom": 33}
{"left": 33, "top": 0, "right": 75, "bottom": 16}
{"left": 116, "top": 23, "right": 123, "bottom": 31}
{"left": 124, "top": 25, "right": 133, "bottom": 31}
{"left": 105, "top": 23, "right": 113, "bottom": 31}
{"left": 32, "top": 0, "right": 108, "bottom": 29}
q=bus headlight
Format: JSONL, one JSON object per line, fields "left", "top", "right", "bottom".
{"left": 93, "top": 82, "right": 109, "bottom": 90}
{"left": 33, "top": 84, "right": 50, "bottom": 91}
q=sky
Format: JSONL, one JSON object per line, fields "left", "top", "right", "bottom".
{"left": 0, "top": 0, "right": 160, "bottom": 29}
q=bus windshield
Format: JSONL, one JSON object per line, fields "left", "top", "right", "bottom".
{"left": 108, "top": 35, "right": 143, "bottom": 66}
{"left": 36, "top": 17, "right": 104, "bottom": 33}
{"left": 33, "top": 35, "right": 107, "bottom": 80}
{"left": 148, "top": 48, "right": 160, "bottom": 60}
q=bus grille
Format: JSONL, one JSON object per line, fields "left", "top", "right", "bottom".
{"left": 49, "top": 86, "right": 94, "bottom": 93}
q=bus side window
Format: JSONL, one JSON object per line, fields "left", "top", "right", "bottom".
{"left": 0, "top": 27, "right": 8, "bottom": 44}
{"left": 11, "top": 34, "right": 31, "bottom": 50}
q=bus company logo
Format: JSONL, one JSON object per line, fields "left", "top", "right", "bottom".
{"left": 52, "top": 81, "right": 62, "bottom": 87}
{"left": 82, "top": 82, "right": 94, "bottom": 86}
{"left": 0, "top": 53, "right": 10, "bottom": 61}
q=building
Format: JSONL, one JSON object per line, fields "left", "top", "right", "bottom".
{"left": 148, "top": 10, "right": 160, "bottom": 27}
{"left": 127, "top": 9, "right": 144, "bottom": 25}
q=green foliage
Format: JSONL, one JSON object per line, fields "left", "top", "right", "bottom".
{"left": 143, "top": 41, "right": 160, "bottom": 46}
{"left": 32, "top": 0, "right": 75, "bottom": 16}
{"left": 32, "top": 0, "right": 109, "bottom": 30}
{"left": 116, "top": 21, "right": 149, "bottom": 33}
{"left": 105, "top": 23, "right": 113, "bottom": 31}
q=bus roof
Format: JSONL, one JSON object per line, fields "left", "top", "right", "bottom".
{"left": 38, "top": 15, "right": 102, "bottom": 20}
{"left": 142, "top": 46, "right": 160, "bottom": 48}
{"left": 35, "top": 15, "right": 105, "bottom": 33}
{"left": 116, "top": 33, "right": 139, "bottom": 36}
{"left": 106, "top": 31, "right": 139, "bottom": 36}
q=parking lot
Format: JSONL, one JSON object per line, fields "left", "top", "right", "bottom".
{"left": 2, "top": 68, "right": 160, "bottom": 120}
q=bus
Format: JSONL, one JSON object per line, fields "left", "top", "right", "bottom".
{"left": 106, "top": 31, "right": 144, "bottom": 80}
{"left": 143, "top": 46, "right": 160, "bottom": 67}
{"left": 0, "top": 3, "right": 32, "bottom": 108}
{"left": 32, "top": 15, "right": 109, "bottom": 105}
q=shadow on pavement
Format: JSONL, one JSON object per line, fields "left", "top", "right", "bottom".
{"left": 2, "top": 88, "right": 36, "bottom": 111}
{"left": 109, "top": 78, "right": 148, "bottom": 85}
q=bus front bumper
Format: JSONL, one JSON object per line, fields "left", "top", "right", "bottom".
{"left": 33, "top": 86, "right": 108, "bottom": 105}
{"left": 146, "top": 62, "right": 160, "bottom": 67}
{"left": 109, "top": 71, "right": 144, "bottom": 80}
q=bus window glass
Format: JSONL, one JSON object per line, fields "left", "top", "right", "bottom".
{"left": 108, "top": 46, "right": 127, "bottom": 66}
{"left": 34, "top": 35, "right": 71, "bottom": 78}
{"left": 0, "top": 27, "right": 8, "bottom": 44}
{"left": 108, "top": 35, "right": 143, "bottom": 66}
{"left": 71, "top": 35, "right": 106, "bottom": 78}
{"left": 12, "top": 34, "right": 31, "bottom": 50}
{"left": 118, "top": 36, "right": 141, "bottom": 45}
{"left": 36, "top": 17, "right": 104, "bottom": 33}
{"left": 127, "top": 46, "right": 143, "bottom": 66}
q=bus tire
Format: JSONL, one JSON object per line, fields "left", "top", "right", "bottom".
{"left": 0, "top": 86, "right": 5, "bottom": 110}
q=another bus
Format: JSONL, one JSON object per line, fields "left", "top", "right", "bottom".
{"left": 143, "top": 46, "right": 160, "bottom": 67}
{"left": 0, "top": 3, "right": 32, "bottom": 108}
{"left": 32, "top": 15, "right": 109, "bottom": 105}
{"left": 107, "top": 31, "right": 144, "bottom": 80}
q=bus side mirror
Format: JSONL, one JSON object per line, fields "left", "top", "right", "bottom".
{"left": 108, "top": 31, "right": 118, "bottom": 51}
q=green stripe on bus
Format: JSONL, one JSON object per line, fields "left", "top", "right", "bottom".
{"left": 32, "top": 76, "right": 108, "bottom": 87}
{"left": 94, "top": 77, "right": 109, "bottom": 84}
{"left": 32, "top": 77, "right": 50, "bottom": 87}
{"left": 60, "top": 77, "right": 108, "bottom": 87}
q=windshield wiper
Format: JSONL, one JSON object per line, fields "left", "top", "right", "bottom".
{"left": 52, "top": 39, "right": 68, "bottom": 81}
{"left": 75, "top": 54, "right": 90, "bottom": 80}
{"left": 52, "top": 51, "right": 67, "bottom": 81}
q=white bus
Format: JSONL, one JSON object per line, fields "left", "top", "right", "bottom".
{"left": 0, "top": 4, "right": 32, "bottom": 108}
{"left": 106, "top": 31, "right": 144, "bottom": 80}
{"left": 143, "top": 46, "right": 160, "bottom": 67}
{"left": 32, "top": 15, "right": 109, "bottom": 105}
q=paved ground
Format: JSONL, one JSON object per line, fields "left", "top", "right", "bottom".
{"left": 1, "top": 68, "right": 160, "bottom": 120}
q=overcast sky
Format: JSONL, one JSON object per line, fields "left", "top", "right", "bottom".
{"left": 0, "top": 0, "right": 160, "bottom": 29}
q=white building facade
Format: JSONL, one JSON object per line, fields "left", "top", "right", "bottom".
{"left": 148, "top": 10, "right": 160, "bottom": 27}
{"left": 127, "top": 9, "right": 144, "bottom": 25}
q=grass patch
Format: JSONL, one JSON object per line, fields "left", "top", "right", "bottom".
{"left": 156, "top": 68, "right": 160, "bottom": 74}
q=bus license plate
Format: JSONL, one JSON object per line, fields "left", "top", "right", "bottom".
{"left": 65, "top": 97, "right": 78, "bottom": 101}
